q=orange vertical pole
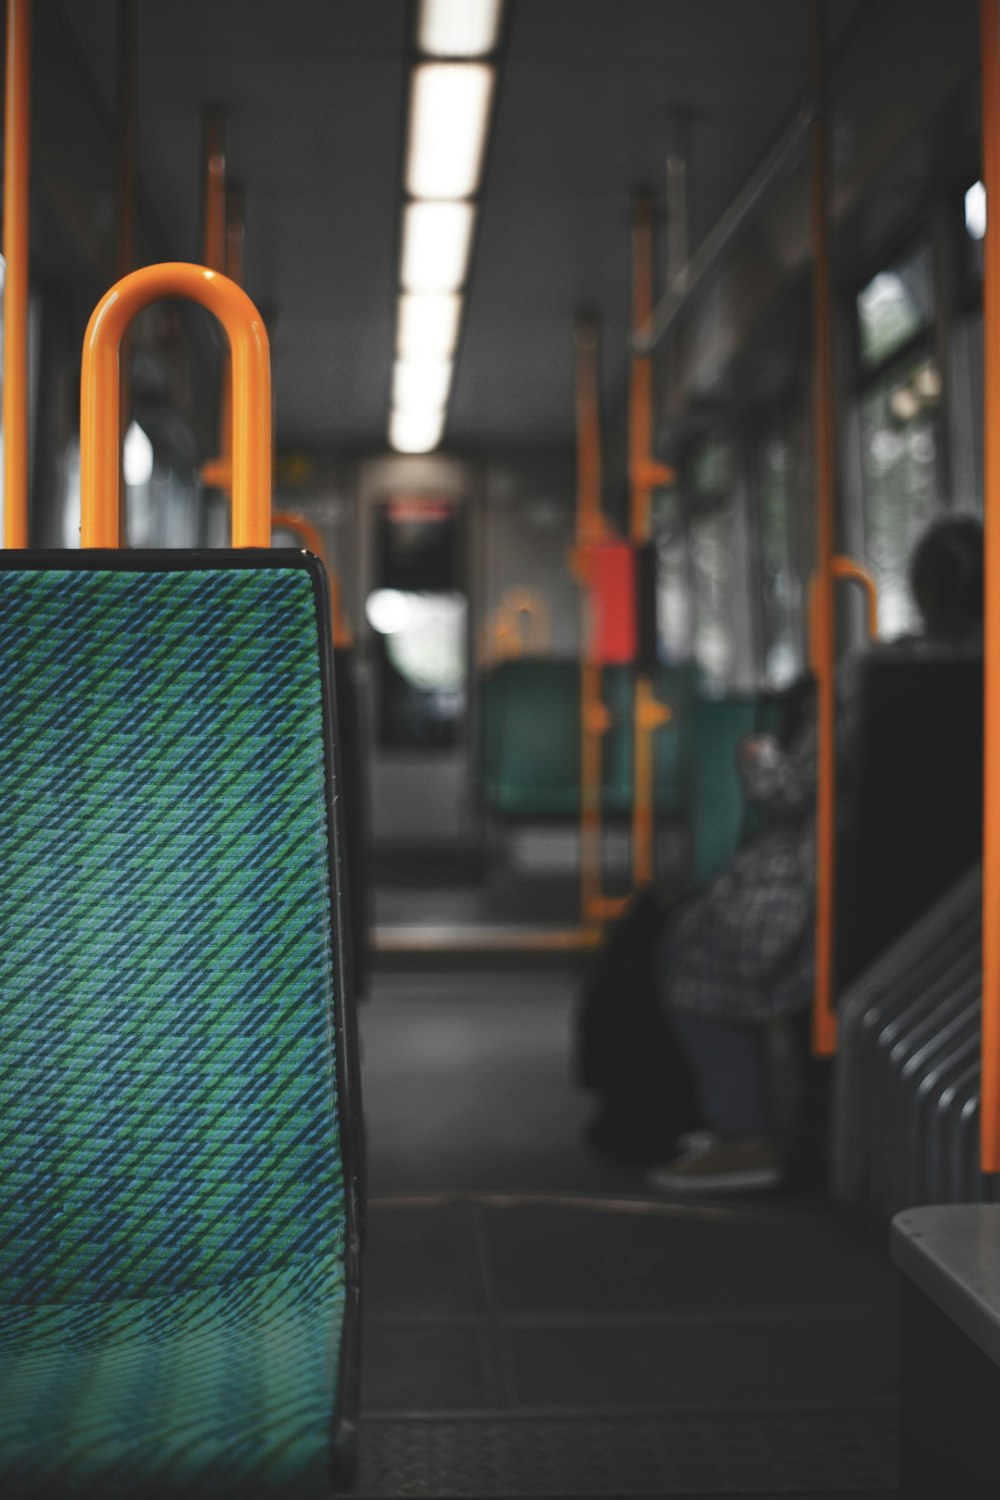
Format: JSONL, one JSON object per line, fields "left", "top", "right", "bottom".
{"left": 218, "top": 183, "right": 245, "bottom": 480}
{"left": 810, "top": 0, "right": 839, "bottom": 1056}
{"left": 202, "top": 110, "right": 233, "bottom": 501}
{"left": 575, "top": 319, "right": 612, "bottom": 925}
{"left": 271, "top": 508, "right": 352, "bottom": 648}
{"left": 3, "top": 0, "right": 31, "bottom": 547}
{"left": 202, "top": 111, "right": 227, "bottom": 274}
{"left": 225, "top": 184, "right": 246, "bottom": 286}
{"left": 114, "top": 0, "right": 137, "bottom": 546}
{"left": 628, "top": 193, "right": 674, "bottom": 890}
{"left": 980, "top": 0, "right": 1000, "bottom": 1172}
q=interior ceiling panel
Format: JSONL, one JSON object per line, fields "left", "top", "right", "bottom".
{"left": 58, "top": 0, "right": 873, "bottom": 455}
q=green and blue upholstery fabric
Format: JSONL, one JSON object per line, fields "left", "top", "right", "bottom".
{"left": 0, "top": 560, "right": 354, "bottom": 1497}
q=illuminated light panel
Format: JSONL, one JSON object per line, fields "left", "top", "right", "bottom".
{"left": 123, "top": 421, "right": 154, "bottom": 487}
{"left": 393, "top": 359, "right": 453, "bottom": 413}
{"left": 966, "top": 179, "right": 987, "bottom": 241}
{"left": 418, "top": 0, "right": 503, "bottom": 57}
{"left": 389, "top": 407, "right": 446, "bottom": 453}
{"left": 406, "top": 63, "right": 495, "bottom": 200}
{"left": 397, "top": 292, "right": 463, "bottom": 359}
{"left": 401, "top": 202, "right": 475, "bottom": 293}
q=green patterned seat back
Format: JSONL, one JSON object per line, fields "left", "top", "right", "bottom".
{"left": 0, "top": 558, "right": 352, "bottom": 1493}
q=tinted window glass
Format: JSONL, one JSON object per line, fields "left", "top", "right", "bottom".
{"left": 856, "top": 243, "right": 934, "bottom": 371}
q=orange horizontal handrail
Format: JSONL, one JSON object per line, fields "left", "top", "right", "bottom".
{"left": 81, "top": 264, "right": 271, "bottom": 548}
{"left": 272, "top": 509, "right": 352, "bottom": 648}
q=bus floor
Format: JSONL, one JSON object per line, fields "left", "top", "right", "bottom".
{"left": 353, "top": 965, "right": 900, "bottom": 1499}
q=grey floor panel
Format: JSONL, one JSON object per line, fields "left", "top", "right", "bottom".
{"left": 362, "top": 1323, "right": 500, "bottom": 1412}
{"left": 359, "top": 962, "right": 901, "bottom": 1494}
{"left": 479, "top": 1200, "right": 896, "bottom": 1318}
{"left": 507, "top": 1316, "right": 896, "bottom": 1411}
{"left": 352, "top": 1412, "right": 898, "bottom": 1497}
{"left": 363, "top": 1200, "right": 485, "bottom": 1320}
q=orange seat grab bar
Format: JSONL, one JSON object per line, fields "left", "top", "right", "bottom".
{"left": 271, "top": 509, "right": 352, "bottom": 648}
{"left": 81, "top": 264, "right": 271, "bottom": 548}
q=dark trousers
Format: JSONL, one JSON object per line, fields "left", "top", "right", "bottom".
{"left": 669, "top": 1009, "right": 768, "bottom": 1137}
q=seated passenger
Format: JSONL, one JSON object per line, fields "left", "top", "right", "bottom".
{"left": 648, "top": 514, "right": 984, "bottom": 1195}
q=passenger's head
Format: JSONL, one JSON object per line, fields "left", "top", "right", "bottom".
{"left": 908, "top": 515, "right": 984, "bottom": 640}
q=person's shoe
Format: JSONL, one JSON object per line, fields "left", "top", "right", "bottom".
{"left": 647, "top": 1132, "right": 784, "bottom": 1196}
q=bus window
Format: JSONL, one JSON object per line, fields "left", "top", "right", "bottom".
{"left": 858, "top": 350, "right": 942, "bottom": 639}
{"left": 855, "top": 239, "right": 943, "bottom": 640}
{"left": 686, "top": 435, "right": 744, "bottom": 690}
{"left": 755, "top": 418, "right": 807, "bottom": 687}
{"left": 856, "top": 241, "right": 935, "bottom": 372}
{"left": 653, "top": 485, "right": 692, "bottom": 662}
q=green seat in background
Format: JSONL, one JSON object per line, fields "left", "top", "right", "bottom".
{"left": 477, "top": 659, "right": 694, "bottom": 819}
{"left": 478, "top": 658, "right": 581, "bottom": 817}
{"left": 691, "top": 693, "right": 788, "bottom": 886}
{"left": 0, "top": 553, "right": 362, "bottom": 1497}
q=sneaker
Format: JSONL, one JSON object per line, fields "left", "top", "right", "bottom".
{"left": 647, "top": 1132, "right": 784, "bottom": 1196}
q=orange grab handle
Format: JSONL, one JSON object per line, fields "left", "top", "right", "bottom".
{"left": 808, "top": 556, "right": 879, "bottom": 675}
{"left": 81, "top": 263, "right": 271, "bottom": 548}
{"left": 832, "top": 555, "right": 878, "bottom": 639}
{"left": 271, "top": 509, "right": 352, "bottom": 648}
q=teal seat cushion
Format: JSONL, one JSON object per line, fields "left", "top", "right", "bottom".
{"left": 0, "top": 560, "right": 350, "bottom": 1493}
{"left": 0, "top": 1255, "right": 345, "bottom": 1497}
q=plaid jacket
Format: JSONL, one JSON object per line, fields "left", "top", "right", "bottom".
{"left": 660, "top": 653, "right": 863, "bottom": 1023}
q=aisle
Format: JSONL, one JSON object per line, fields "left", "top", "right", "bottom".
{"left": 353, "top": 969, "right": 899, "bottom": 1498}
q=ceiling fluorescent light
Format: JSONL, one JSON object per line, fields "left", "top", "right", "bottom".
{"left": 389, "top": 407, "right": 446, "bottom": 454}
{"left": 966, "top": 179, "right": 987, "bottom": 241}
{"left": 393, "top": 359, "right": 453, "bottom": 413}
{"left": 406, "top": 63, "right": 495, "bottom": 200}
{"left": 397, "top": 292, "right": 462, "bottom": 359}
{"left": 401, "top": 202, "right": 475, "bottom": 293}
{"left": 418, "top": 0, "right": 503, "bottom": 57}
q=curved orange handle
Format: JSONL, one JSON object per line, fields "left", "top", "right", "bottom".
{"left": 81, "top": 263, "right": 271, "bottom": 548}
{"left": 831, "top": 555, "right": 879, "bottom": 639}
{"left": 809, "top": 555, "right": 879, "bottom": 674}
{"left": 271, "top": 509, "right": 352, "bottom": 648}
